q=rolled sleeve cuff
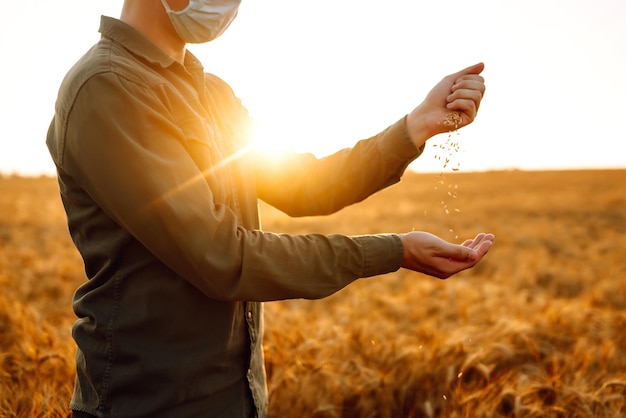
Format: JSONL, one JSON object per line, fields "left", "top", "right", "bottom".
{"left": 378, "top": 115, "right": 426, "bottom": 162}
{"left": 352, "top": 234, "right": 404, "bottom": 278}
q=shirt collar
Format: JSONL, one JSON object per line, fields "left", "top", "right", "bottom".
{"left": 98, "top": 15, "right": 203, "bottom": 71}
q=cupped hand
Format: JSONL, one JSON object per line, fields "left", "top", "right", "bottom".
{"left": 406, "top": 63, "right": 486, "bottom": 148}
{"left": 399, "top": 231, "right": 494, "bottom": 279}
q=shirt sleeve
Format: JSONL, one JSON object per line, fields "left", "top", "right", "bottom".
{"left": 58, "top": 71, "right": 405, "bottom": 302}
{"left": 254, "top": 116, "right": 425, "bottom": 217}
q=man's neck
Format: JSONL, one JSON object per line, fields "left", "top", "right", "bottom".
{"left": 120, "top": 1, "right": 187, "bottom": 64}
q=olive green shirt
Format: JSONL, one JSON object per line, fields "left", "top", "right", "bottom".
{"left": 47, "top": 16, "right": 422, "bottom": 418}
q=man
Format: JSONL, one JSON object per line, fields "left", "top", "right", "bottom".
{"left": 47, "top": 0, "right": 493, "bottom": 417}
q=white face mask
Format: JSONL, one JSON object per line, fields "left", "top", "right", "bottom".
{"left": 161, "top": 0, "right": 241, "bottom": 44}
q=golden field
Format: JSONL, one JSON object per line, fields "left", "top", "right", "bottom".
{"left": 0, "top": 169, "right": 624, "bottom": 417}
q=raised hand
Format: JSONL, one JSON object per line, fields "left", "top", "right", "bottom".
{"left": 406, "top": 62, "right": 486, "bottom": 148}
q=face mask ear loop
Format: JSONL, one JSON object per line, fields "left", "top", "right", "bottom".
{"left": 161, "top": 0, "right": 173, "bottom": 12}
{"left": 161, "top": 0, "right": 192, "bottom": 15}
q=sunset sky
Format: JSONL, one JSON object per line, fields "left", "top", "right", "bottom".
{"left": 1, "top": 0, "right": 625, "bottom": 175}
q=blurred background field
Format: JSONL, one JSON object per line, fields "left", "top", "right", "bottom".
{"left": 1, "top": 169, "right": 625, "bottom": 417}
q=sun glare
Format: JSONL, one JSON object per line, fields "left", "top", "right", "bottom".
{"left": 250, "top": 120, "right": 293, "bottom": 154}
{"left": 246, "top": 107, "right": 314, "bottom": 159}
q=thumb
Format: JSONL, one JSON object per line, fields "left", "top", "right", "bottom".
{"left": 451, "top": 62, "right": 485, "bottom": 79}
{"left": 447, "top": 244, "right": 478, "bottom": 262}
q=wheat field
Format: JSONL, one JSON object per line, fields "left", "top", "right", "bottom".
{"left": 0, "top": 169, "right": 624, "bottom": 417}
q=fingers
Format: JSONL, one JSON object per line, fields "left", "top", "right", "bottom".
{"left": 476, "top": 239, "right": 494, "bottom": 257}
{"left": 476, "top": 233, "right": 495, "bottom": 246}
{"left": 450, "top": 79, "right": 486, "bottom": 103}
{"left": 451, "top": 78, "right": 486, "bottom": 95}
{"left": 454, "top": 233, "right": 494, "bottom": 260}
{"left": 464, "top": 233, "right": 495, "bottom": 256}
{"left": 445, "top": 64, "right": 486, "bottom": 124}
{"left": 443, "top": 232, "right": 494, "bottom": 253}
{"left": 450, "top": 62, "right": 485, "bottom": 79}
{"left": 462, "top": 233, "right": 494, "bottom": 247}
{"left": 446, "top": 75, "right": 486, "bottom": 119}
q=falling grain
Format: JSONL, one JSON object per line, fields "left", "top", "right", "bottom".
{"left": 432, "top": 111, "right": 464, "bottom": 239}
